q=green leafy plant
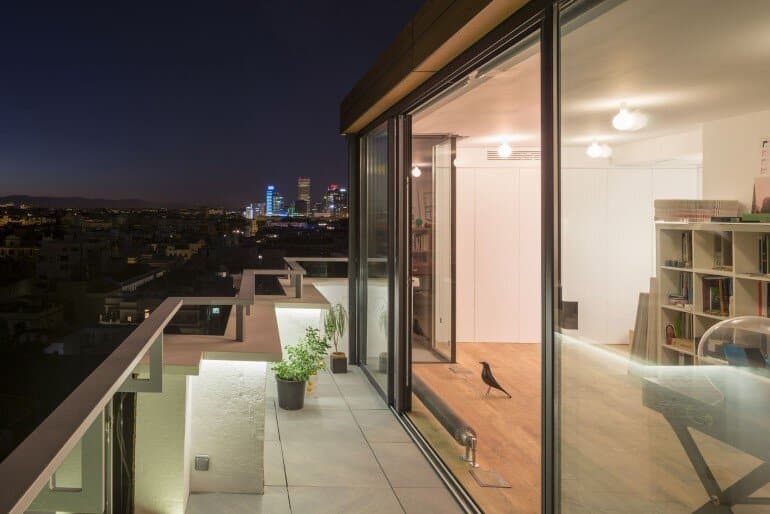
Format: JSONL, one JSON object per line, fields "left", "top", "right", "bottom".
{"left": 323, "top": 303, "right": 347, "bottom": 353}
{"left": 272, "top": 327, "right": 329, "bottom": 381}
{"left": 303, "top": 326, "right": 330, "bottom": 365}
{"left": 272, "top": 343, "right": 318, "bottom": 382}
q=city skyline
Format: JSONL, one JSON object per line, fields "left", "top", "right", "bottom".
{"left": 0, "top": 2, "right": 422, "bottom": 206}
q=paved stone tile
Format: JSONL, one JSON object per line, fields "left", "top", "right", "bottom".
{"left": 353, "top": 410, "right": 411, "bottom": 443}
{"left": 338, "top": 383, "right": 388, "bottom": 410}
{"left": 371, "top": 443, "right": 443, "bottom": 488}
{"left": 186, "top": 487, "right": 290, "bottom": 514}
{"left": 264, "top": 407, "right": 279, "bottom": 441}
{"left": 242, "top": 366, "right": 454, "bottom": 514}
{"left": 277, "top": 408, "right": 365, "bottom": 444}
{"left": 263, "top": 440, "right": 286, "bottom": 486}
{"left": 282, "top": 440, "right": 387, "bottom": 487}
{"left": 394, "top": 487, "right": 463, "bottom": 514}
{"left": 288, "top": 486, "right": 403, "bottom": 514}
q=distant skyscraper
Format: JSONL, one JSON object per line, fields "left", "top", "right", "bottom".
{"left": 297, "top": 177, "right": 311, "bottom": 212}
{"left": 323, "top": 184, "right": 349, "bottom": 216}
{"left": 265, "top": 185, "right": 275, "bottom": 216}
{"left": 294, "top": 199, "right": 308, "bottom": 216}
{"left": 274, "top": 193, "right": 284, "bottom": 215}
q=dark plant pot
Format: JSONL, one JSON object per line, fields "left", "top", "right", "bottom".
{"left": 330, "top": 352, "right": 347, "bottom": 373}
{"left": 378, "top": 352, "right": 388, "bottom": 373}
{"left": 276, "top": 377, "right": 306, "bottom": 410}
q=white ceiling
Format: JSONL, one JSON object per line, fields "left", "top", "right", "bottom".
{"left": 412, "top": 0, "right": 770, "bottom": 148}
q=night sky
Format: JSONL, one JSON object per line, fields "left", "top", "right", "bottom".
{"left": 0, "top": 2, "right": 422, "bottom": 207}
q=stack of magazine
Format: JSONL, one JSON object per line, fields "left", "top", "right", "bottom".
{"left": 654, "top": 199, "right": 741, "bottom": 222}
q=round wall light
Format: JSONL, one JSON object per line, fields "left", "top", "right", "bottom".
{"left": 411, "top": 166, "right": 422, "bottom": 178}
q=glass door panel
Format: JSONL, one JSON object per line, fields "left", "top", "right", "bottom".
{"left": 361, "top": 123, "right": 390, "bottom": 392}
{"left": 410, "top": 136, "right": 455, "bottom": 363}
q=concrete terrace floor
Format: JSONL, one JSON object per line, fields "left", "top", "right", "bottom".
{"left": 187, "top": 365, "right": 463, "bottom": 514}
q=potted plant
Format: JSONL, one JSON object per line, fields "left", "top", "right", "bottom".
{"left": 324, "top": 303, "right": 348, "bottom": 373}
{"left": 272, "top": 339, "right": 320, "bottom": 410}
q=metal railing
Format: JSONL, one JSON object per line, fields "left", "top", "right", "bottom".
{"left": 0, "top": 270, "right": 258, "bottom": 514}
{"left": 282, "top": 257, "right": 349, "bottom": 298}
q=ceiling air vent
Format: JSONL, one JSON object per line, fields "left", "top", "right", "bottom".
{"left": 486, "top": 148, "right": 541, "bottom": 161}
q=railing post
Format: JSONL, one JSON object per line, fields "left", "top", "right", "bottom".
{"left": 236, "top": 305, "right": 244, "bottom": 342}
{"left": 295, "top": 273, "right": 303, "bottom": 298}
{"left": 29, "top": 410, "right": 106, "bottom": 514}
{"left": 120, "top": 334, "right": 163, "bottom": 393}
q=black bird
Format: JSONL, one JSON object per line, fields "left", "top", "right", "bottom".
{"left": 479, "top": 361, "right": 512, "bottom": 398}
{"left": 413, "top": 317, "right": 428, "bottom": 338}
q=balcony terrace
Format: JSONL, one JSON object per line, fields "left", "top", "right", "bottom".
{"left": 0, "top": 259, "right": 460, "bottom": 514}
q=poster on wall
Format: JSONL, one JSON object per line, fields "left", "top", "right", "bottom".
{"left": 762, "top": 137, "right": 770, "bottom": 175}
{"left": 753, "top": 175, "right": 770, "bottom": 213}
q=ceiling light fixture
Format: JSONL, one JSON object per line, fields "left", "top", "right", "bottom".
{"left": 612, "top": 103, "right": 636, "bottom": 131}
{"left": 497, "top": 141, "right": 513, "bottom": 158}
{"left": 411, "top": 166, "right": 422, "bottom": 178}
{"left": 586, "top": 140, "right": 612, "bottom": 159}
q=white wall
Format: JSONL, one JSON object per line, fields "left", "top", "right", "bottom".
{"left": 455, "top": 146, "right": 542, "bottom": 343}
{"left": 453, "top": 136, "right": 699, "bottom": 346}
{"left": 135, "top": 373, "right": 190, "bottom": 514}
{"left": 188, "top": 360, "right": 266, "bottom": 494}
{"left": 703, "top": 108, "right": 770, "bottom": 212}
{"left": 313, "top": 280, "right": 350, "bottom": 354}
{"left": 275, "top": 306, "right": 325, "bottom": 352}
{"left": 273, "top": 280, "right": 350, "bottom": 355}
{"left": 561, "top": 148, "right": 700, "bottom": 344}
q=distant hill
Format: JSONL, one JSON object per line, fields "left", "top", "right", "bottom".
{"left": 0, "top": 195, "right": 192, "bottom": 209}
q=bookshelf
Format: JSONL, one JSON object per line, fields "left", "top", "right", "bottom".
{"left": 656, "top": 222, "right": 770, "bottom": 364}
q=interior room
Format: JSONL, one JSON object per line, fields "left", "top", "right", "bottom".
{"left": 406, "top": 0, "right": 770, "bottom": 512}
{"left": 407, "top": 35, "right": 544, "bottom": 513}
{"left": 559, "top": 1, "right": 770, "bottom": 512}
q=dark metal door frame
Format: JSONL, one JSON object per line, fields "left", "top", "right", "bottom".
{"left": 347, "top": 1, "right": 565, "bottom": 512}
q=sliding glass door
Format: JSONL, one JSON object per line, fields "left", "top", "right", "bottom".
{"left": 360, "top": 123, "right": 390, "bottom": 394}
{"left": 410, "top": 136, "right": 455, "bottom": 364}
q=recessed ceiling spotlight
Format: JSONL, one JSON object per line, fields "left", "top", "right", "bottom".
{"left": 586, "top": 140, "right": 612, "bottom": 159}
{"left": 497, "top": 141, "right": 513, "bottom": 158}
{"left": 411, "top": 166, "right": 422, "bottom": 178}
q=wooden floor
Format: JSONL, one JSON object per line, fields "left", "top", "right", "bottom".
{"left": 412, "top": 343, "right": 541, "bottom": 514}
{"left": 412, "top": 341, "right": 770, "bottom": 514}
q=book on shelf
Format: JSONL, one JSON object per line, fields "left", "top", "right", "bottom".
{"left": 701, "top": 275, "right": 731, "bottom": 316}
{"left": 712, "top": 233, "right": 732, "bottom": 269}
{"left": 666, "top": 272, "right": 693, "bottom": 308}
{"left": 759, "top": 234, "right": 770, "bottom": 274}
{"left": 412, "top": 230, "right": 431, "bottom": 252}
{"left": 681, "top": 232, "right": 691, "bottom": 267}
{"left": 757, "top": 282, "right": 770, "bottom": 317}
{"left": 742, "top": 213, "right": 770, "bottom": 222}
{"left": 655, "top": 199, "right": 740, "bottom": 221}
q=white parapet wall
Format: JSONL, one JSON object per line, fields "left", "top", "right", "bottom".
{"left": 134, "top": 360, "right": 267, "bottom": 514}
{"left": 188, "top": 360, "right": 266, "bottom": 494}
{"left": 135, "top": 373, "right": 190, "bottom": 514}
